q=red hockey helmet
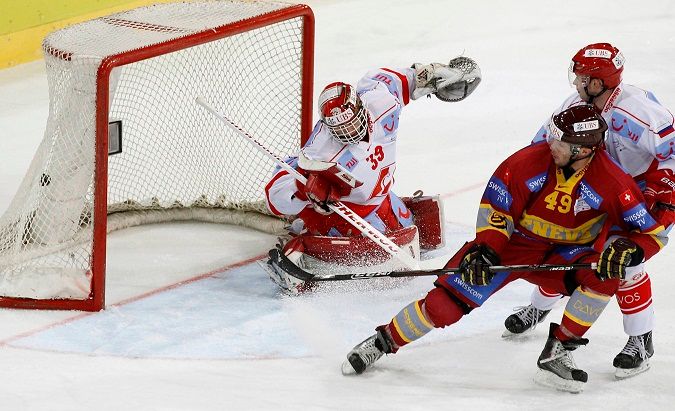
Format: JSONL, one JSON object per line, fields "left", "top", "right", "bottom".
{"left": 569, "top": 43, "right": 625, "bottom": 88}
{"left": 550, "top": 105, "right": 608, "bottom": 148}
{"left": 318, "top": 82, "right": 369, "bottom": 144}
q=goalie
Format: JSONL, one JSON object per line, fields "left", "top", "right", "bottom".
{"left": 262, "top": 57, "right": 482, "bottom": 294}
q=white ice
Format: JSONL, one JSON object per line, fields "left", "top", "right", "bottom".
{"left": 1, "top": 0, "right": 675, "bottom": 409}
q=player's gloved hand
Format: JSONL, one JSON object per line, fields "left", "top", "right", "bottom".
{"left": 596, "top": 238, "right": 642, "bottom": 281}
{"left": 643, "top": 169, "right": 675, "bottom": 227}
{"left": 411, "top": 56, "right": 481, "bottom": 101}
{"left": 458, "top": 243, "right": 500, "bottom": 286}
{"left": 303, "top": 173, "right": 339, "bottom": 215}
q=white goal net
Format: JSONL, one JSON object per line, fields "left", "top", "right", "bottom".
{"left": 0, "top": 0, "right": 314, "bottom": 310}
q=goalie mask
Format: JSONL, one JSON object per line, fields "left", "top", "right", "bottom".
{"left": 549, "top": 105, "right": 608, "bottom": 148}
{"left": 319, "top": 82, "right": 369, "bottom": 144}
{"left": 569, "top": 43, "right": 625, "bottom": 89}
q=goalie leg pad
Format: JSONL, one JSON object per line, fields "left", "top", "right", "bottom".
{"left": 298, "top": 225, "right": 420, "bottom": 266}
{"left": 402, "top": 194, "right": 444, "bottom": 249}
{"left": 263, "top": 227, "right": 421, "bottom": 294}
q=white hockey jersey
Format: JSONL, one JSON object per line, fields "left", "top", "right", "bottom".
{"left": 532, "top": 83, "right": 675, "bottom": 184}
{"left": 265, "top": 67, "right": 416, "bottom": 217}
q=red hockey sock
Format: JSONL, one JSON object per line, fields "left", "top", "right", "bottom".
{"left": 558, "top": 286, "right": 611, "bottom": 339}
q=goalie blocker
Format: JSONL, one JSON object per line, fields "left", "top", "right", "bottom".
{"left": 263, "top": 194, "right": 445, "bottom": 295}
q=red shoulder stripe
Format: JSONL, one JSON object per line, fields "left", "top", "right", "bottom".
{"left": 381, "top": 68, "right": 410, "bottom": 105}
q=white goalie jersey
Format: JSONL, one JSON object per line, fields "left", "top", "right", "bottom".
{"left": 265, "top": 67, "right": 417, "bottom": 217}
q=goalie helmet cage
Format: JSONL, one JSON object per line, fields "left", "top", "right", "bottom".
{"left": 0, "top": 1, "right": 314, "bottom": 311}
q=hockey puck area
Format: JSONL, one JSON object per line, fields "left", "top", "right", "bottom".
{"left": 8, "top": 263, "right": 314, "bottom": 360}
{"left": 5, "top": 260, "right": 443, "bottom": 360}
{"left": 5, "top": 221, "right": 474, "bottom": 360}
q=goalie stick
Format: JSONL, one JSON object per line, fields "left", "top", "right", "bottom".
{"left": 268, "top": 247, "right": 598, "bottom": 282}
{"left": 195, "top": 97, "right": 419, "bottom": 270}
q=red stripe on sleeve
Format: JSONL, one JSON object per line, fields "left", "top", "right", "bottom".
{"left": 264, "top": 170, "right": 290, "bottom": 216}
{"left": 381, "top": 68, "right": 410, "bottom": 105}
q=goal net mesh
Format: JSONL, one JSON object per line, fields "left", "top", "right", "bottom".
{"left": 0, "top": 1, "right": 310, "bottom": 304}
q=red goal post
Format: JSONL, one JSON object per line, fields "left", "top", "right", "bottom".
{"left": 0, "top": 1, "right": 315, "bottom": 311}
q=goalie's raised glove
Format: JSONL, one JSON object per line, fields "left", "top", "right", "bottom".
{"left": 458, "top": 243, "right": 500, "bottom": 286}
{"left": 596, "top": 238, "right": 643, "bottom": 281}
{"left": 412, "top": 56, "right": 481, "bottom": 101}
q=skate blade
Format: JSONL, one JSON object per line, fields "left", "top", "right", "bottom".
{"left": 534, "top": 369, "right": 584, "bottom": 394}
{"left": 341, "top": 358, "right": 358, "bottom": 376}
{"left": 615, "top": 360, "right": 650, "bottom": 380}
{"left": 501, "top": 327, "right": 535, "bottom": 339}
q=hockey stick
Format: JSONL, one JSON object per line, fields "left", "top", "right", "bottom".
{"left": 196, "top": 97, "right": 419, "bottom": 269}
{"left": 268, "top": 247, "right": 597, "bottom": 282}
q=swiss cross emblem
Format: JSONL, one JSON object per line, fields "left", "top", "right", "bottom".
{"left": 619, "top": 190, "right": 634, "bottom": 206}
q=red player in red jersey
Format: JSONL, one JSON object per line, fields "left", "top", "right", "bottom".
{"left": 341, "top": 105, "right": 668, "bottom": 393}
{"left": 510, "top": 43, "right": 675, "bottom": 379}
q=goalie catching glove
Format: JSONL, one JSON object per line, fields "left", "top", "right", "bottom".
{"left": 596, "top": 238, "right": 643, "bottom": 281}
{"left": 457, "top": 243, "right": 500, "bottom": 286}
{"left": 412, "top": 56, "right": 482, "bottom": 101}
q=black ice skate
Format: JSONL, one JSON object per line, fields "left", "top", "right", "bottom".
{"left": 534, "top": 323, "right": 589, "bottom": 393}
{"left": 342, "top": 328, "right": 393, "bottom": 375}
{"left": 613, "top": 331, "right": 653, "bottom": 380}
{"left": 502, "top": 304, "right": 551, "bottom": 338}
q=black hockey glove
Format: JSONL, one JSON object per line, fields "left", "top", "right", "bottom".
{"left": 458, "top": 243, "right": 500, "bottom": 286}
{"left": 596, "top": 238, "right": 643, "bottom": 281}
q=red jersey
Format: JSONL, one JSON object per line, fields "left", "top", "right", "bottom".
{"left": 475, "top": 142, "right": 667, "bottom": 259}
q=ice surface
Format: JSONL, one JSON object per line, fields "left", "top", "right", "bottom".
{"left": 1, "top": 0, "right": 675, "bottom": 409}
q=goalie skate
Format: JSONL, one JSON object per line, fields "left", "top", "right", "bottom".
{"left": 259, "top": 246, "right": 316, "bottom": 296}
{"left": 614, "top": 331, "right": 653, "bottom": 380}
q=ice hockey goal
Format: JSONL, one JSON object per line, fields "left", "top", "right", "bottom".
{"left": 0, "top": 1, "right": 314, "bottom": 311}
